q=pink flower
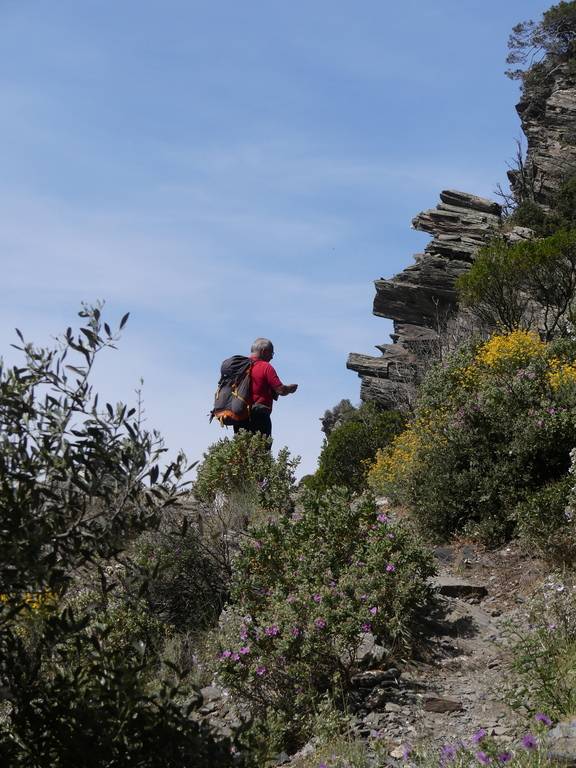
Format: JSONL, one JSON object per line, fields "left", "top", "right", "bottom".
{"left": 314, "top": 617, "right": 327, "bottom": 630}
{"left": 312, "top": 593, "right": 322, "bottom": 603}
{"left": 361, "top": 622, "right": 372, "bottom": 632}
{"left": 386, "top": 563, "right": 396, "bottom": 573}
{"left": 256, "top": 665, "right": 267, "bottom": 676}
{"left": 264, "top": 625, "right": 280, "bottom": 637}
{"left": 291, "top": 626, "right": 301, "bottom": 637}
{"left": 239, "top": 646, "right": 250, "bottom": 655}
{"left": 231, "top": 652, "right": 240, "bottom": 661}
{"left": 240, "top": 627, "right": 248, "bottom": 640}
{"left": 220, "top": 650, "right": 232, "bottom": 659}
{"left": 369, "top": 606, "right": 378, "bottom": 615}
{"left": 377, "top": 513, "right": 390, "bottom": 523}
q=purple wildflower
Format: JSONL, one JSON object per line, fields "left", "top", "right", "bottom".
{"left": 220, "top": 650, "right": 232, "bottom": 659}
{"left": 387, "top": 533, "right": 395, "bottom": 539}
{"left": 252, "top": 540, "right": 262, "bottom": 550}
{"left": 312, "top": 593, "right": 322, "bottom": 603}
{"left": 402, "top": 746, "right": 412, "bottom": 760}
{"left": 291, "top": 626, "right": 301, "bottom": 638}
{"left": 369, "top": 606, "right": 378, "bottom": 615}
{"left": 239, "top": 646, "right": 250, "bottom": 655}
{"left": 255, "top": 665, "right": 267, "bottom": 676}
{"left": 359, "top": 594, "right": 368, "bottom": 601}
{"left": 314, "top": 617, "right": 327, "bottom": 630}
{"left": 472, "top": 729, "right": 487, "bottom": 744}
{"left": 264, "top": 625, "right": 280, "bottom": 637}
{"left": 441, "top": 744, "right": 458, "bottom": 762}
{"left": 361, "top": 622, "right": 372, "bottom": 632}
{"left": 377, "top": 513, "right": 390, "bottom": 523}
{"left": 535, "top": 713, "right": 552, "bottom": 727}
{"left": 386, "top": 563, "right": 396, "bottom": 573}
{"left": 240, "top": 627, "right": 248, "bottom": 640}
{"left": 475, "top": 751, "right": 491, "bottom": 765}
{"left": 231, "top": 652, "right": 240, "bottom": 661}
{"left": 521, "top": 734, "right": 537, "bottom": 750}
{"left": 497, "top": 753, "right": 512, "bottom": 763}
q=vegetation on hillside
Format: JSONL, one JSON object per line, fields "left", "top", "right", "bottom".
{"left": 0, "top": 307, "right": 232, "bottom": 766}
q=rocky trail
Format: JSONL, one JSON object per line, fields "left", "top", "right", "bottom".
{"left": 341, "top": 538, "right": 549, "bottom": 760}
{"left": 197, "top": 515, "right": 554, "bottom": 765}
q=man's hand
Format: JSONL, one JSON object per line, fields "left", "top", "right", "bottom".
{"left": 275, "top": 383, "right": 298, "bottom": 396}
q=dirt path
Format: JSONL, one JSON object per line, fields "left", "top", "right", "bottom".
{"left": 352, "top": 540, "right": 548, "bottom": 754}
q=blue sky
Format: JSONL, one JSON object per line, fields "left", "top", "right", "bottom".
{"left": 1, "top": 0, "right": 550, "bottom": 475}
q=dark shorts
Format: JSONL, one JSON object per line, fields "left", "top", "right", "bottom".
{"left": 233, "top": 408, "right": 272, "bottom": 438}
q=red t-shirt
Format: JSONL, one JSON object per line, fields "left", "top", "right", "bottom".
{"left": 250, "top": 358, "right": 283, "bottom": 410}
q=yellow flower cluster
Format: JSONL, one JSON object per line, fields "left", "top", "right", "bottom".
{"left": 368, "top": 412, "right": 445, "bottom": 493}
{"left": 0, "top": 590, "right": 58, "bottom": 612}
{"left": 548, "top": 358, "right": 576, "bottom": 390}
{"left": 456, "top": 330, "right": 546, "bottom": 387}
{"left": 475, "top": 330, "right": 545, "bottom": 372}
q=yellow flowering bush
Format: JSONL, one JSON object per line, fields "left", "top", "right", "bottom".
{"left": 368, "top": 411, "right": 446, "bottom": 500}
{"left": 548, "top": 358, "right": 576, "bottom": 390}
{"left": 369, "top": 331, "right": 576, "bottom": 542}
{"left": 475, "top": 330, "right": 546, "bottom": 372}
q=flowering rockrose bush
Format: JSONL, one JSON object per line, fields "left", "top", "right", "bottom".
{"left": 369, "top": 331, "right": 576, "bottom": 544}
{"left": 215, "top": 488, "right": 435, "bottom": 746}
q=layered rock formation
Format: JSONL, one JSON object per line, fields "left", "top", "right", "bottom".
{"left": 347, "top": 191, "right": 502, "bottom": 408}
{"left": 510, "top": 62, "right": 576, "bottom": 207}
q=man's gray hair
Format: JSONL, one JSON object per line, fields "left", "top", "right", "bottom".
{"left": 251, "top": 337, "right": 273, "bottom": 354}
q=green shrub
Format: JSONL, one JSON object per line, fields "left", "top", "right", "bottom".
{"left": 0, "top": 616, "right": 229, "bottom": 768}
{"left": 214, "top": 488, "right": 435, "bottom": 750}
{"left": 513, "top": 475, "right": 574, "bottom": 560}
{"left": 134, "top": 519, "right": 230, "bottom": 633}
{"left": 194, "top": 430, "right": 299, "bottom": 514}
{"left": 0, "top": 307, "right": 229, "bottom": 767}
{"left": 370, "top": 331, "right": 576, "bottom": 543}
{"left": 314, "top": 404, "right": 405, "bottom": 494}
{"left": 510, "top": 200, "right": 558, "bottom": 236}
{"left": 457, "top": 230, "right": 576, "bottom": 339}
{"left": 508, "top": 576, "right": 576, "bottom": 720}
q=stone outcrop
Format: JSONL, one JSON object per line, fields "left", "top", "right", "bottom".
{"left": 347, "top": 190, "right": 502, "bottom": 408}
{"left": 510, "top": 62, "right": 576, "bottom": 207}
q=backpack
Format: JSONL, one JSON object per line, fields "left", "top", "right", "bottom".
{"left": 210, "top": 355, "right": 253, "bottom": 426}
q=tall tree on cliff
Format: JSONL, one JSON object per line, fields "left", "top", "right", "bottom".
{"left": 506, "top": 1, "right": 576, "bottom": 82}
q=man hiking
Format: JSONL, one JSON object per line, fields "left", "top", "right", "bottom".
{"left": 234, "top": 337, "right": 297, "bottom": 438}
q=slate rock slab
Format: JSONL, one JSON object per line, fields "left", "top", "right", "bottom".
{"left": 431, "top": 575, "right": 488, "bottom": 600}
{"left": 547, "top": 718, "right": 576, "bottom": 767}
{"left": 423, "top": 696, "right": 463, "bottom": 713}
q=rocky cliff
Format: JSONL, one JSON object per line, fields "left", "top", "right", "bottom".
{"left": 349, "top": 59, "right": 576, "bottom": 410}
{"left": 347, "top": 191, "right": 502, "bottom": 408}
{"left": 510, "top": 62, "right": 576, "bottom": 207}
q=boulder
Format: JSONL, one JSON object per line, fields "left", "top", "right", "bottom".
{"left": 547, "top": 718, "right": 576, "bottom": 767}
